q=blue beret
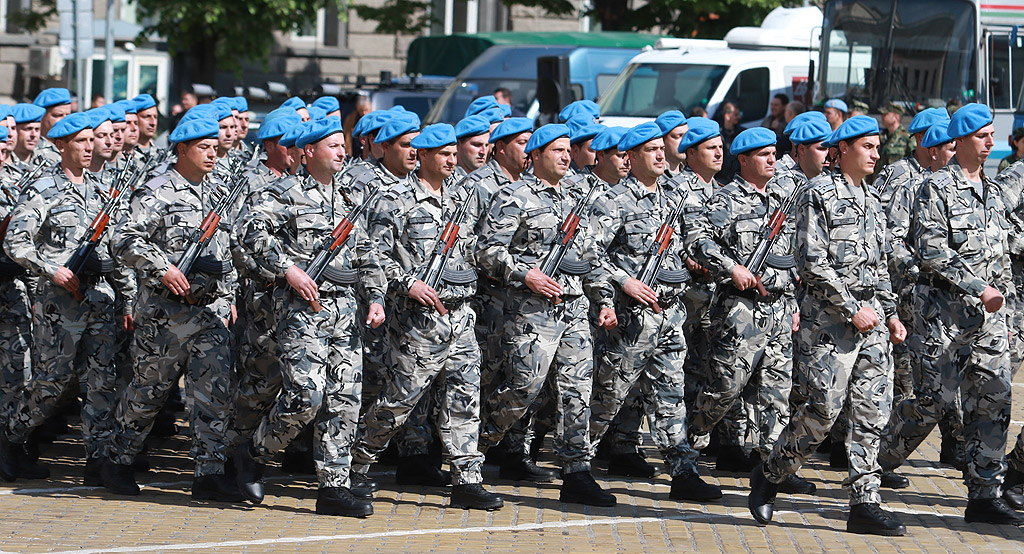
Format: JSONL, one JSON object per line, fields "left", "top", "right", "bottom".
{"left": 11, "top": 103, "right": 45, "bottom": 124}
{"left": 590, "top": 126, "right": 629, "bottom": 152}
{"left": 0, "top": 105, "right": 9, "bottom": 121}
{"left": 33, "top": 87, "right": 71, "bottom": 108}
{"left": 655, "top": 110, "right": 687, "bottom": 134}
{"left": 307, "top": 105, "right": 327, "bottom": 121}
{"left": 558, "top": 100, "right": 600, "bottom": 123}
{"left": 85, "top": 108, "right": 111, "bottom": 129}
{"left": 947, "top": 103, "right": 992, "bottom": 139}
{"left": 257, "top": 108, "right": 302, "bottom": 140}
{"left": 47, "top": 112, "right": 93, "bottom": 139}
{"left": 279, "top": 121, "right": 309, "bottom": 148}
{"left": 363, "top": 111, "right": 395, "bottom": 136}
{"left": 281, "top": 97, "right": 307, "bottom": 111}
{"left": 730, "top": 127, "right": 777, "bottom": 156}
{"left": 455, "top": 114, "right": 491, "bottom": 139}
{"left": 0, "top": 126, "right": 7, "bottom": 142}
{"left": 921, "top": 123, "right": 953, "bottom": 148}
{"left": 104, "top": 104, "right": 126, "bottom": 123}
{"left": 830, "top": 115, "right": 880, "bottom": 144}
{"left": 375, "top": 113, "right": 421, "bottom": 143}
{"left": 789, "top": 119, "right": 832, "bottom": 145}
{"left": 465, "top": 96, "right": 500, "bottom": 118}
{"left": 678, "top": 117, "right": 721, "bottom": 152}
{"left": 565, "top": 115, "right": 592, "bottom": 137}
{"left": 618, "top": 122, "right": 663, "bottom": 152}
{"left": 311, "top": 96, "right": 340, "bottom": 114}
{"left": 525, "top": 124, "right": 569, "bottom": 154}
{"left": 233, "top": 96, "right": 249, "bottom": 112}
{"left": 133, "top": 94, "right": 157, "bottom": 111}
{"left": 908, "top": 107, "right": 951, "bottom": 135}
{"left": 212, "top": 103, "right": 234, "bottom": 121}
{"left": 479, "top": 107, "right": 504, "bottom": 124}
{"left": 570, "top": 123, "right": 605, "bottom": 145}
{"left": 179, "top": 104, "right": 217, "bottom": 125}
{"left": 824, "top": 98, "right": 848, "bottom": 113}
{"left": 490, "top": 117, "right": 533, "bottom": 143}
{"left": 296, "top": 117, "right": 343, "bottom": 148}
{"left": 388, "top": 105, "right": 407, "bottom": 112}
{"left": 115, "top": 99, "right": 137, "bottom": 114}
{"left": 783, "top": 111, "right": 828, "bottom": 136}
{"left": 498, "top": 103, "right": 512, "bottom": 117}
{"left": 211, "top": 96, "right": 234, "bottom": 109}
{"left": 411, "top": 123, "right": 457, "bottom": 149}
{"left": 353, "top": 111, "right": 385, "bottom": 137}
{"left": 169, "top": 117, "right": 220, "bottom": 143}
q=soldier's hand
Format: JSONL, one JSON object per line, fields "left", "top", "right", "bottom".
{"left": 53, "top": 266, "right": 80, "bottom": 293}
{"left": 525, "top": 267, "right": 562, "bottom": 299}
{"left": 408, "top": 280, "right": 442, "bottom": 310}
{"left": 122, "top": 314, "right": 134, "bottom": 331}
{"left": 598, "top": 307, "right": 618, "bottom": 329}
{"left": 285, "top": 265, "right": 319, "bottom": 303}
{"left": 686, "top": 258, "right": 709, "bottom": 277}
{"left": 366, "top": 302, "right": 385, "bottom": 328}
{"left": 161, "top": 265, "right": 191, "bottom": 296}
{"left": 851, "top": 306, "right": 879, "bottom": 332}
{"left": 981, "top": 286, "right": 1004, "bottom": 313}
{"left": 791, "top": 312, "right": 800, "bottom": 333}
{"left": 622, "top": 277, "right": 658, "bottom": 307}
{"left": 888, "top": 317, "right": 907, "bottom": 344}
{"left": 731, "top": 264, "right": 757, "bottom": 291}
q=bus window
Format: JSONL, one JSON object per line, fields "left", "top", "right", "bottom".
{"left": 989, "top": 33, "right": 1024, "bottom": 111}
{"left": 725, "top": 67, "right": 770, "bottom": 124}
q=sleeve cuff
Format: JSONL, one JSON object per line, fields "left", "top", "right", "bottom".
{"left": 961, "top": 277, "right": 988, "bottom": 298}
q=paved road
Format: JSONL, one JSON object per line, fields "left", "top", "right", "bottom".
{"left": 3, "top": 384, "right": 1024, "bottom": 553}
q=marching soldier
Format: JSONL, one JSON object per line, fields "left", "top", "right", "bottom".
{"left": 0, "top": 125, "right": 33, "bottom": 410}
{"left": 655, "top": 110, "right": 688, "bottom": 177}
{"left": 10, "top": 104, "right": 47, "bottom": 175}
{"left": 33, "top": 88, "right": 73, "bottom": 166}
{"left": 452, "top": 114, "right": 491, "bottom": 180}
{"left": 131, "top": 94, "right": 159, "bottom": 162}
{"left": 748, "top": 115, "right": 908, "bottom": 535}
{"left": 567, "top": 120, "right": 603, "bottom": 175}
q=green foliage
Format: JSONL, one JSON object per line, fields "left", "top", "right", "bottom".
{"left": 621, "top": 0, "right": 788, "bottom": 38}
{"left": 351, "top": 0, "right": 434, "bottom": 35}
{"left": 7, "top": 0, "right": 56, "bottom": 33}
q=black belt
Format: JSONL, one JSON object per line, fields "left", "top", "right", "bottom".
{"left": 850, "top": 288, "right": 874, "bottom": 301}
{"left": 724, "top": 285, "right": 781, "bottom": 304}
{"left": 155, "top": 287, "right": 217, "bottom": 307}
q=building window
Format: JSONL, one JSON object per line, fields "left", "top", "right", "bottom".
{"left": 292, "top": 8, "right": 326, "bottom": 43}
{"left": 323, "top": 4, "right": 347, "bottom": 48}
{"left": 430, "top": 0, "right": 478, "bottom": 35}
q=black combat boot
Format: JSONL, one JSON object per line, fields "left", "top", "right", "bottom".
{"left": 500, "top": 456, "right": 557, "bottom": 482}
{"left": 747, "top": 464, "right": 779, "bottom": 525}
{"left": 716, "top": 445, "right": 757, "bottom": 473}
{"left": 83, "top": 457, "right": 104, "bottom": 486}
{"left": 880, "top": 470, "right": 910, "bottom": 489}
{"left": 315, "top": 487, "right": 373, "bottom": 517}
{"left": 0, "top": 433, "right": 50, "bottom": 481}
{"left": 669, "top": 472, "right": 723, "bottom": 501}
{"left": 101, "top": 460, "right": 140, "bottom": 495}
{"left": 559, "top": 470, "right": 616, "bottom": 507}
{"left": 939, "top": 434, "right": 966, "bottom": 471}
{"left": 964, "top": 498, "right": 1024, "bottom": 525}
{"left": 450, "top": 483, "right": 504, "bottom": 510}
{"left": 777, "top": 473, "right": 816, "bottom": 495}
{"left": 192, "top": 474, "right": 244, "bottom": 502}
{"left": 607, "top": 452, "right": 656, "bottom": 479}
{"left": 233, "top": 441, "right": 266, "bottom": 504}
{"left": 350, "top": 472, "right": 379, "bottom": 498}
{"left": 829, "top": 442, "right": 849, "bottom": 469}
{"left": 396, "top": 454, "right": 451, "bottom": 486}
{"left": 847, "top": 503, "right": 907, "bottom": 536}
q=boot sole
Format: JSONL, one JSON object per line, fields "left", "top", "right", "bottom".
{"left": 499, "top": 471, "right": 556, "bottom": 483}
{"left": 450, "top": 499, "right": 504, "bottom": 510}
{"left": 193, "top": 492, "right": 245, "bottom": 502}
{"left": 964, "top": 514, "right": 1024, "bottom": 525}
{"left": 607, "top": 466, "right": 656, "bottom": 479}
{"left": 670, "top": 491, "right": 723, "bottom": 501}
{"left": 315, "top": 504, "right": 373, "bottom": 517}
{"left": 847, "top": 524, "right": 907, "bottom": 536}
{"left": 103, "top": 485, "right": 141, "bottom": 496}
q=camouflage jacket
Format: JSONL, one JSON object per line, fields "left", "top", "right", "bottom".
{"left": 113, "top": 168, "right": 237, "bottom": 305}
{"left": 33, "top": 139, "right": 62, "bottom": 166}
{"left": 230, "top": 161, "right": 287, "bottom": 282}
{"left": 5, "top": 164, "right": 135, "bottom": 310}
{"left": 236, "top": 167, "right": 385, "bottom": 304}
{"left": 452, "top": 164, "right": 469, "bottom": 181}
{"left": 775, "top": 153, "right": 798, "bottom": 175}
{"left": 588, "top": 173, "right": 688, "bottom": 309}
{"left": 874, "top": 154, "right": 926, "bottom": 208}
{"left": 368, "top": 172, "right": 478, "bottom": 302}
{"left": 795, "top": 171, "right": 897, "bottom": 322}
{"left": 475, "top": 171, "right": 600, "bottom": 299}
{"left": 913, "top": 158, "right": 1013, "bottom": 298}
{"left": 669, "top": 165, "right": 718, "bottom": 260}
{"left": 691, "top": 173, "right": 798, "bottom": 295}
{"left": 992, "top": 158, "right": 1024, "bottom": 257}
{"left": 885, "top": 168, "right": 931, "bottom": 284}
{"left": 338, "top": 156, "right": 409, "bottom": 202}
{"left": 879, "top": 125, "right": 915, "bottom": 168}
{"left": 451, "top": 158, "right": 514, "bottom": 239}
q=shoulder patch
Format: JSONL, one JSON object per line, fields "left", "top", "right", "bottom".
{"left": 30, "top": 176, "right": 57, "bottom": 194}
{"left": 267, "top": 176, "right": 299, "bottom": 197}
{"left": 144, "top": 174, "right": 172, "bottom": 192}
{"left": 930, "top": 170, "right": 954, "bottom": 189}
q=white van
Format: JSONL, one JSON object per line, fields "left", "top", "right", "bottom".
{"left": 599, "top": 6, "right": 822, "bottom": 127}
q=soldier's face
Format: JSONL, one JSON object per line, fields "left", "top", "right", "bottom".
{"left": 839, "top": 135, "right": 880, "bottom": 176}
{"left": 111, "top": 122, "right": 125, "bottom": 153}
{"left": 420, "top": 144, "right": 457, "bottom": 179}
{"left": 92, "top": 121, "right": 114, "bottom": 162}
{"left": 0, "top": 139, "right": 6, "bottom": 166}
{"left": 628, "top": 138, "right": 666, "bottom": 180}
{"left": 663, "top": 125, "right": 687, "bottom": 163}
{"left": 687, "top": 137, "right": 724, "bottom": 174}
{"left": 57, "top": 128, "right": 94, "bottom": 170}
{"left": 124, "top": 115, "right": 139, "bottom": 146}
{"left": 264, "top": 138, "right": 294, "bottom": 171}
{"left": 383, "top": 132, "right": 419, "bottom": 175}
{"left": 796, "top": 141, "right": 830, "bottom": 178}
{"left": 929, "top": 141, "right": 956, "bottom": 169}
{"left": 596, "top": 149, "right": 630, "bottom": 179}
{"left": 16, "top": 123, "right": 40, "bottom": 151}
{"left": 739, "top": 145, "right": 775, "bottom": 183}
{"left": 217, "top": 117, "right": 236, "bottom": 153}
{"left": 137, "top": 107, "right": 158, "bottom": 139}
{"left": 4, "top": 117, "right": 15, "bottom": 150}
{"left": 307, "top": 133, "right": 347, "bottom": 174}
{"left": 41, "top": 104, "right": 70, "bottom": 133}
{"left": 571, "top": 139, "right": 597, "bottom": 168}
{"left": 531, "top": 137, "right": 570, "bottom": 180}
{"left": 883, "top": 112, "right": 900, "bottom": 128}
{"left": 238, "top": 112, "right": 250, "bottom": 136}
{"left": 296, "top": 108, "right": 310, "bottom": 122}
{"left": 457, "top": 133, "right": 489, "bottom": 171}
{"left": 824, "top": 107, "right": 844, "bottom": 129}
{"left": 179, "top": 138, "right": 219, "bottom": 174}
{"left": 956, "top": 124, "right": 995, "bottom": 166}
{"left": 497, "top": 132, "right": 531, "bottom": 172}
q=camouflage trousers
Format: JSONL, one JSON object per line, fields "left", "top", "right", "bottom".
{"left": 4, "top": 281, "right": 117, "bottom": 460}
{"left": 690, "top": 290, "right": 794, "bottom": 459}
{"left": 879, "top": 285, "right": 1011, "bottom": 499}
{"left": 590, "top": 296, "right": 699, "bottom": 476}
{"left": 352, "top": 299, "right": 485, "bottom": 485}
{"left": 109, "top": 286, "right": 234, "bottom": 477}
{"left": 479, "top": 292, "right": 594, "bottom": 474}
{"left": 892, "top": 280, "right": 917, "bottom": 402}
{"left": 0, "top": 277, "right": 32, "bottom": 401}
{"left": 765, "top": 300, "right": 893, "bottom": 506}
{"left": 227, "top": 279, "right": 282, "bottom": 448}
{"left": 251, "top": 287, "right": 363, "bottom": 489}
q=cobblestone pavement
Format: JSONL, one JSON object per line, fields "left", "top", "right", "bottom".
{"left": 2, "top": 383, "right": 1024, "bottom": 553}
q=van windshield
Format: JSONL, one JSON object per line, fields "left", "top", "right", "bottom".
{"left": 430, "top": 79, "right": 536, "bottom": 124}
{"left": 600, "top": 63, "right": 729, "bottom": 117}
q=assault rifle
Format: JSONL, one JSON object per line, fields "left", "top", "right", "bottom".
{"left": 303, "top": 187, "right": 382, "bottom": 312}
{"left": 744, "top": 186, "right": 800, "bottom": 296}
{"left": 418, "top": 199, "right": 470, "bottom": 316}
{"left": 537, "top": 185, "right": 599, "bottom": 304}
{"left": 635, "top": 200, "right": 686, "bottom": 313}
{"left": 12, "top": 158, "right": 48, "bottom": 191}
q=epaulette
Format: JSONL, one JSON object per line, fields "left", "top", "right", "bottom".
{"left": 351, "top": 167, "right": 380, "bottom": 189}
{"left": 465, "top": 164, "right": 496, "bottom": 183}
{"left": 267, "top": 175, "right": 299, "bottom": 197}
{"left": 929, "top": 170, "right": 954, "bottom": 190}
{"left": 810, "top": 175, "right": 836, "bottom": 195}
{"left": 29, "top": 176, "right": 57, "bottom": 194}
{"left": 144, "top": 173, "right": 172, "bottom": 192}
{"left": 562, "top": 172, "right": 589, "bottom": 189}
{"left": 389, "top": 182, "right": 411, "bottom": 197}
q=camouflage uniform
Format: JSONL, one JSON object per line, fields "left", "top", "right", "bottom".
{"left": 763, "top": 171, "right": 897, "bottom": 506}
{"left": 586, "top": 173, "right": 700, "bottom": 476}
{"left": 109, "top": 168, "right": 237, "bottom": 477}
{"left": 878, "top": 126, "right": 915, "bottom": 169}
{"left": 0, "top": 175, "right": 32, "bottom": 398}
{"left": 3, "top": 166, "right": 133, "bottom": 461}
{"left": 687, "top": 171, "right": 799, "bottom": 460}
{"left": 993, "top": 160, "right": 1024, "bottom": 373}
{"left": 452, "top": 165, "right": 469, "bottom": 181}
{"left": 879, "top": 159, "right": 1015, "bottom": 500}
{"left": 351, "top": 175, "right": 485, "bottom": 485}
{"left": 237, "top": 167, "right": 385, "bottom": 490}
{"left": 33, "top": 139, "right": 62, "bottom": 166}
{"left": 475, "top": 171, "right": 598, "bottom": 474}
